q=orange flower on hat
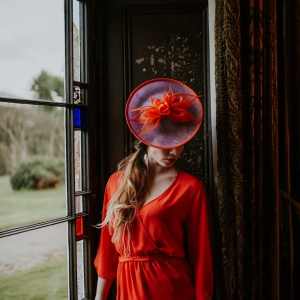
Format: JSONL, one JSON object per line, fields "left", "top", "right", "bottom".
{"left": 130, "top": 87, "right": 200, "bottom": 135}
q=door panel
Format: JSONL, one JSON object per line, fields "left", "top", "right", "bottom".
{"left": 106, "top": 0, "right": 212, "bottom": 190}
{"left": 103, "top": 1, "right": 211, "bottom": 298}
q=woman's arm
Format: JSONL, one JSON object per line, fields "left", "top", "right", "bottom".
{"left": 186, "top": 181, "right": 213, "bottom": 300}
{"left": 94, "top": 276, "right": 113, "bottom": 300}
{"left": 94, "top": 175, "right": 120, "bottom": 298}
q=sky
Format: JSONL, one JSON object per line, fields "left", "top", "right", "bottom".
{"left": 0, "top": 0, "right": 65, "bottom": 99}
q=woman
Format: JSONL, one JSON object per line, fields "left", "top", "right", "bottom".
{"left": 94, "top": 78, "right": 213, "bottom": 300}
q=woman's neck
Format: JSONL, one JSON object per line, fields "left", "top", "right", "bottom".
{"left": 141, "top": 166, "right": 178, "bottom": 206}
{"left": 148, "top": 163, "right": 177, "bottom": 177}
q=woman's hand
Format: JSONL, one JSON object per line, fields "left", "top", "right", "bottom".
{"left": 94, "top": 277, "right": 113, "bottom": 300}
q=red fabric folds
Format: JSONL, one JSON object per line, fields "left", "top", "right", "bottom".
{"left": 94, "top": 171, "right": 213, "bottom": 300}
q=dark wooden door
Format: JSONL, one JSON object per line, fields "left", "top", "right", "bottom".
{"left": 105, "top": 0, "right": 213, "bottom": 196}
{"left": 99, "top": 1, "right": 212, "bottom": 298}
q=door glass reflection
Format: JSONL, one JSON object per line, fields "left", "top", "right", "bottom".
{"left": 0, "top": 223, "right": 68, "bottom": 299}
{"left": 0, "top": 103, "right": 66, "bottom": 231}
{"left": 0, "top": 0, "right": 65, "bottom": 100}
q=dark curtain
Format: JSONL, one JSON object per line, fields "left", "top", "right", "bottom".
{"left": 278, "top": 0, "right": 300, "bottom": 299}
{"left": 214, "top": 0, "right": 280, "bottom": 299}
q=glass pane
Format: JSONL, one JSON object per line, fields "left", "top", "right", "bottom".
{"left": 74, "top": 107, "right": 88, "bottom": 128}
{"left": 74, "top": 130, "right": 82, "bottom": 191}
{"left": 0, "top": 0, "right": 65, "bottom": 101}
{"left": 77, "top": 240, "right": 85, "bottom": 299}
{"left": 0, "top": 223, "right": 68, "bottom": 299}
{"left": 76, "top": 217, "right": 84, "bottom": 237}
{"left": 75, "top": 196, "right": 83, "bottom": 213}
{"left": 74, "top": 85, "right": 83, "bottom": 104}
{"left": 73, "top": 0, "right": 81, "bottom": 81}
{"left": 76, "top": 214, "right": 88, "bottom": 240}
{"left": 0, "top": 103, "right": 66, "bottom": 231}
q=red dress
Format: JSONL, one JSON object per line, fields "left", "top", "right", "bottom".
{"left": 94, "top": 170, "right": 213, "bottom": 300}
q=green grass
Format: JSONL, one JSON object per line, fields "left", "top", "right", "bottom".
{"left": 0, "top": 175, "right": 66, "bottom": 231}
{"left": 0, "top": 175, "right": 69, "bottom": 298}
{"left": 0, "top": 256, "right": 68, "bottom": 300}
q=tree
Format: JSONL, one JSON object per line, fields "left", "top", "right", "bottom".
{"left": 0, "top": 71, "right": 65, "bottom": 176}
{"left": 0, "top": 105, "right": 65, "bottom": 176}
{"left": 30, "top": 70, "right": 64, "bottom": 101}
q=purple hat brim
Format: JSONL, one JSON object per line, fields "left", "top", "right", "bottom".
{"left": 125, "top": 78, "right": 203, "bottom": 149}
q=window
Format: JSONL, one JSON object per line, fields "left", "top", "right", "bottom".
{"left": 0, "top": 0, "right": 92, "bottom": 299}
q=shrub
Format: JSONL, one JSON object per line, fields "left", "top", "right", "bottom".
{"left": 10, "top": 156, "right": 65, "bottom": 190}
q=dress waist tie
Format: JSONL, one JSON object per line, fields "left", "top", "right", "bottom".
{"left": 119, "top": 255, "right": 183, "bottom": 262}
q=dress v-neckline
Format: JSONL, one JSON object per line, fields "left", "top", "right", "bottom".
{"left": 139, "top": 170, "right": 181, "bottom": 211}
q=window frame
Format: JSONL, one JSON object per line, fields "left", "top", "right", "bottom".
{"left": 0, "top": 0, "right": 95, "bottom": 298}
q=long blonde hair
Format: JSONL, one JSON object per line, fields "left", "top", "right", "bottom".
{"left": 100, "top": 141, "right": 149, "bottom": 251}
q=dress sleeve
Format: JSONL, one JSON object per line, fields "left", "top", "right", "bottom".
{"left": 186, "top": 180, "right": 213, "bottom": 300}
{"left": 94, "top": 176, "right": 119, "bottom": 280}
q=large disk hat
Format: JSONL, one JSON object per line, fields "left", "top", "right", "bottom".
{"left": 125, "top": 78, "right": 203, "bottom": 149}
